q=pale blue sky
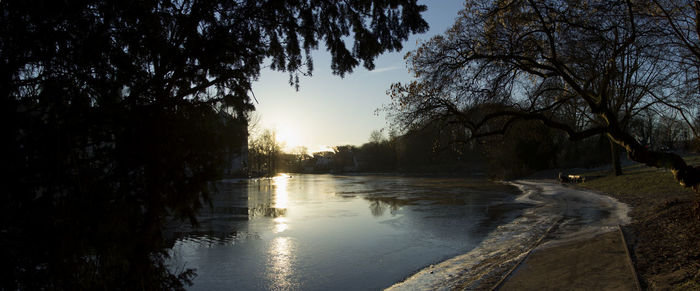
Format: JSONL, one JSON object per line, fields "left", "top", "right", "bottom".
{"left": 251, "top": 1, "right": 465, "bottom": 152}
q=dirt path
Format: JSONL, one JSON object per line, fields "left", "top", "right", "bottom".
{"left": 498, "top": 229, "right": 639, "bottom": 290}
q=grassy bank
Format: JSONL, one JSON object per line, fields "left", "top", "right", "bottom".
{"left": 574, "top": 157, "right": 700, "bottom": 290}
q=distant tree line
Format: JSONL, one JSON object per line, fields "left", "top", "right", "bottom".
{"left": 253, "top": 106, "right": 698, "bottom": 179}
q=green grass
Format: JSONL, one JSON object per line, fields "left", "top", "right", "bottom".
{"left": 576, "top": 154, "right": 699, "bottom": 219}
{"left": 582, "top": 167, "right": 691, "bottom": 197}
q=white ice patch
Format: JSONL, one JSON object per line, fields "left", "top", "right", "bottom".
{"left": 508, "top": 180, "right": 546, "bottom": 205}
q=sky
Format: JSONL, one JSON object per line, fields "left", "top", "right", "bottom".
{"left": 251, "top": 1, "right": 465, "bottom": 153}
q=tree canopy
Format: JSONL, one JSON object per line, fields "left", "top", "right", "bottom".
{"left": 387, "top": 0, "right": 700, "bottom": 190}
{"left": 1, "top": 0, "right": 427, "bottom": 289}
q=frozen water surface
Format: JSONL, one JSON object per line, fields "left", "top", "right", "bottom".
{"left": 167, "top": 174, "right": 525, "bottom": 291}
{"left": 167, "top": 175, "right": 629, "bottom": 290}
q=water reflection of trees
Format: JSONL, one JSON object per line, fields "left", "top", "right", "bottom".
{"left": 249, "top": 204, "right": 287, "bottom": 218}
{"left": 366, "top": 197, "right": 407, "bottom": 217}
{"left": 168, "top": 180, "right": 287, "bottom": 246}
{"left": 174, "top": 230, "right": 261, "bottom": 247}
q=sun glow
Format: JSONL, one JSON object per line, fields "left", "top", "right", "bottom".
{"left": 314, "top": 145, "right": 335, "bottom": 153}
{"left": 276, "top": 125, "right": 302, "bottom": 152}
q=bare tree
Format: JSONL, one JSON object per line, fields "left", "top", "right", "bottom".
{"left": 369, "top": 129, "right": 386, "bottom": 144}
{"left": 247, "top": 112, "right": 263, "bottom": 138}
{"left": 292, "top": 145, "right": 310, "bottom": 171}
{"left": 249, "top": 128, "right": 281, "bottom": 176}
{"left": 649, "top": 0, "right": 700, "bottom": 136}
{"left": 387, "top": 0, "right": 700, "bottom": 191}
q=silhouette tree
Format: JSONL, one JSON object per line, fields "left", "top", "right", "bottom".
{"left": 387, "top": 0, "right": 700, "bottom": 191}
{"left": 369, "top": 129, "right": 386, "bottom": 144}
{"left": 358, "top": 130, "right": 397, "bottom": 171}
{"left": 332, "top": 145, "right": 358, "bottom": 172}
{"left": 1, "top": 0, "right": 427, "bottom": 289}
{"left": 249, "top": 128, "right": 282, "bottom": 176}
{"left": 291, "top": 145, "right": 311, "bottom": 171}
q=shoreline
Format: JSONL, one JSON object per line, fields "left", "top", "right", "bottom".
{"left": 386, "top": 179, "right": 633, "bottom": 290}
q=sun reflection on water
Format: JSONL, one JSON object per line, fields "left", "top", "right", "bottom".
{"left": 272, "top": 174, "right": 290, "bottom": 209}
{"left": 273, "top": 217, "right": 288, "bottom": 233}
{"left": 271, "top": 174, "right": 291, "bottom": 234}
{"left": 267, "top": 236, "right": 298, "bottom": 289}
{"left": 266, "top": 174, "right": 297, "bottom": 288}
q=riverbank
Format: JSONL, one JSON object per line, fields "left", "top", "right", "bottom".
{"left": 386, "top": 179, "right": 632, "bottom": 290}
{"left": 497, "top": 161, "right": 700, "bottom": 290}
{"left": 574, "top": 161, "right": 700, "bottom": 290}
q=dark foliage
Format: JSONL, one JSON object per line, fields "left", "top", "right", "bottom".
{"left": 358, "top": 141, "right": 396, "bottom": 172}
{"left": 395, "top": 122, "right": 484, "bottom": 173}
{"left": 1, "top": 0, "right": 427, "bottom": 289}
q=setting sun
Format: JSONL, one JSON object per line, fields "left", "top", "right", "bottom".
{"left": 276, "top": 125, "right": 302, "bottom": 152}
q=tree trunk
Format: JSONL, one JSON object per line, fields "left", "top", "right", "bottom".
{"left": 605, "top": 122, "right": 700, "bottom": 193}
{"left": 609, "top": 136, "right": 623, "bottom": 176}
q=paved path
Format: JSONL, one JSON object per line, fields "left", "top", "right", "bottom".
{"left": 498, "top": 230, "right": 639, "bottom": 291}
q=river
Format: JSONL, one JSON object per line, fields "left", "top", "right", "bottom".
{"left": 166, "top": 174, "right": 529, "bottom": 290}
